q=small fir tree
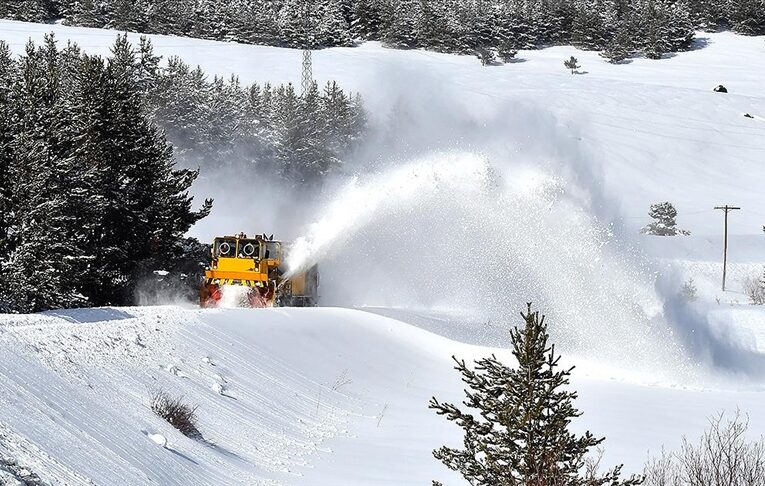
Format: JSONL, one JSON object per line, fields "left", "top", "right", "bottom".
{"left": 564, "top": 55, "right": 581, "bottom": 74}
{"left": 681, "top": 277, "right": 698, "bottom": 302}
{"left": 641, "top": 202, "right": 690, "bottom": 236}
{"left": 430, "top": 304, "right": 644, "bottom": 486}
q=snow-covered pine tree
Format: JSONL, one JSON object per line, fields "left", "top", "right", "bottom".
{"left": 149, "top": 57, "right": 211, "bottom": 159}
{"left": 728, "top": 0, "right": 765, "bottom": 35}
{"left": 600, "top": 23, "right": 632, "bottom": 63}
{"left": 11, "top": 0, "right": 51, "bottom": 22}
{"left": 418, "top": 0, "right": 451, "bottom": 52}
{"left": 236, "top": 0, "right": 280, "bottom": 45}
{"left": 351, "top": 0, "right": 387, "bottom": 40}
{"left": 665, "top": 0, "right": 695, "bottom": 51}
{"left": 191, "top": 0, "right": 229, "bottom": 40}
{"left": 0, "top": 42, "right": 15, "bottom": 280}
{"left": 316, "top": 0, "right": 353, "bottom": 47}
{"left": 641, "top": 201, "right": 690, "bottom": 236}
{"left": 321, "top": 80, "right": 353, "bottom": 155}
{"left": 681, "top": 277, "right": 698, "bottom": 301}
{"left": 148, "top": 0, "right": 192, "bottom": 36}
{"left": 571, "top": 0, "right": 611, "bottom": 50}
{"left": 72, "top": 35, "right": 211, "bottom": 304}
{"left": 1, "top": 37, "right": 88, "bottom": 312}
{"left": 382, "top": 0, "right": 421, "bottom": 48}
{"left": 686, "top": 0, "right": 723, "bottom": 31}
{"left": 632, "top": 0, "right": 681, "bottom": 60}
{"left": 67, "top": 0, "right": 104, "bottom": 28}
{"left": 537, "top": 0, "right": 577, "bottom": 46}
{"left": 564, "top": 55, "right": 580, "bottom": 73}
{"left": 430, "top": 304, "right": 644, "bottom": 486}
{"left": 472, "top": 0, "right": 497, "bottom": 54}
{"left": 495, "top": 2, "right": 525, "bottom": 53}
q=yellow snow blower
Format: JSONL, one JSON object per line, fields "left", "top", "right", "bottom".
{"left": 199, "top": 233, "right": 318, "bottom": 308}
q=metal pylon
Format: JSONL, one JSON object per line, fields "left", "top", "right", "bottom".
{"left": 301, "top": 48, "right": 313, "bottom": 96}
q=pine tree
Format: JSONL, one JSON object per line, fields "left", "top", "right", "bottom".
{"left": 571, "top": 0, "right": 611, "bottom": 50}
{"left": 600, "top": 23, "right": 632, "bottom": 63}
{"left": 14, "top": 0, "right": 51, "bottom": 22}
{"left": 352, "top": 0, "right": 386, "bottom": 39}
{"left": 1, "top": 37, "right": 87, "bottom": 312}
{"left": 665, "top": 0, "right": 695, "bottom": 51}
{"left": 564, "top": 55, "right": 580, "bottom": 73}
{"left": 418, "top": 0, "right": 451, "bottom": 52}
{"left": 279, "top": 0, "right": 313, "bottom": 48}
{"left": 641, "top": 201, "right": 690, "bottom": 236}
{"left": 383, "top": 0, "right": 421, "bottom": 48}
{"left": 67, "top": 0, "right": 104, "bottom": 28}
{"left": 0, "top": 42, "right": 16, "bottom": 276}
{"left": 316, "top": 0, "right": 353, "bottom": 46}
{"left": 430, "top": 304, "right": 644, "bottom": 486}
{"left": 729, "top": 0, "right": 765, "bottom": 35}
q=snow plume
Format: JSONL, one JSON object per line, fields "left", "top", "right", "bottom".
{"left": 276, "top": 75, "right": 694, "bottom": 381}
{"left": 656, "top": 269, "right": 765, "bottom": 380}
{"left": 287, "top": 147, "right": 694, "bottom": 381}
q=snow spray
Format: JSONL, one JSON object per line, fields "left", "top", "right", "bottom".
{"left": 285, "top": 150, "right": 697, "bottom": 382}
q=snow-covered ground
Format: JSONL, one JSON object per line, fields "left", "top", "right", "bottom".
{"left": 0, "top": 306, "right": 763, "bottom": 485}
{"left": 1, "top": 19, "right": 765, "bottom": 485}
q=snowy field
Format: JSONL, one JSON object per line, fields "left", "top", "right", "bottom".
{"left": 1, "top": 19, "right": 765, "bottom": 485}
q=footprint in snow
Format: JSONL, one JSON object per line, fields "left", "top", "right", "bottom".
{"left": 211, "top": 382, "right": 237, "bottom": 399}
{"left": 165, "top": 365, "right": 187, "bottom": 378}
{"left": 148, "top": 433, "right": 167, "bottom": 448}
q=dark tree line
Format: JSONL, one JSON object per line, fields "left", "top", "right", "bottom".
{"left": 2, "top": 0, "right": 764, "bottom": 62}
{"left": 145, "top": 49, "right": 366, "bottom": 183}
{"left": 0, "top": 35, "right": 365, "bottom": 313}
{"left": 0, "top": 35, "right": 212, "bottom": 312}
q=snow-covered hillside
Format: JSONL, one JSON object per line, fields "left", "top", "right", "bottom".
{"left": 0, "top": 306, "right": 763, "bottom": 485}
{"left": 1, "top": 19, "right": 765, "bottom": 485}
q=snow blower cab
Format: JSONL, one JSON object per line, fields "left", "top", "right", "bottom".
{"left": 199, "top": 233, "right": 318, "bottom": 308}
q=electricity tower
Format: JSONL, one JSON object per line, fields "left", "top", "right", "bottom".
{"left": 300, "top": 2, "right": 314, "bottom": 96}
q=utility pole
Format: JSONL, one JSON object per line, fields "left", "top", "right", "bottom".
{"left": 714, "top": 205, "right": 740, "bottom": 291}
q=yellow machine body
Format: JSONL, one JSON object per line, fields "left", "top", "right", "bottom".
{"left": 200, "top": 233, "right": 318, "bottom": 308}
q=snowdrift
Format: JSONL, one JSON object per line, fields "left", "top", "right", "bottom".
{"left": 0, "top": 306, "right": 763, "bottom": 485}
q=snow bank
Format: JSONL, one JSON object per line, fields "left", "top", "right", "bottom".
{"left": 0, "top": 306, "right": 763, "bottom": 485}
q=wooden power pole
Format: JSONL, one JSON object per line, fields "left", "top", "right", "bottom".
{"left": 714, "top": 205, "right": 740, "bottom": 291}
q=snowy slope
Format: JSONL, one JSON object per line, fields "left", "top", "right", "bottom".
{"left": 1, "top": 306, "right": 764, "bottom": 485}
{"left": 1, "top": 20, "right": 763, "bottom": 237}
{"left": 1, "top": 19, "right": 765, "bottom": 485}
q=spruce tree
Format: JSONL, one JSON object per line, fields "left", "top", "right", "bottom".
{"left": 352, "top": 0, "right": 386, "bottom": 39}
{"left": 430, "top": 304, "right": 644, "bottom": 486}
{"left": 2, "top": 37, "right": 87, "bottom": 312}
{"left": 641, "top": 202, "right": 689, "bottom": 236}
{"left": 0, "top": 42, "right": 15, "bottom": 264}
{"left": 600, "top": 24, "right": 632, "bottom": 63}
{"left": 729, "top": 0, "right": 765, "bottom": 35}
{"left": 383, "top": 0, "right": 421, "bottom": 48}
{"left": 564, "top": 55, "right": 580, "bottom": 73}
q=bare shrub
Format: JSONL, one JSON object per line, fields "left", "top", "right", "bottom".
{"left": 0, "top": 457, "right": 47, "bottom": 485}
{"left": 151, "top": 391, "right": 201, "bottom": 439}
{"left": 644, "top": 411, "right": 765, "bottom": 486}
{"left": 743, "top": 268, "right": 765, "bottom": 305}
